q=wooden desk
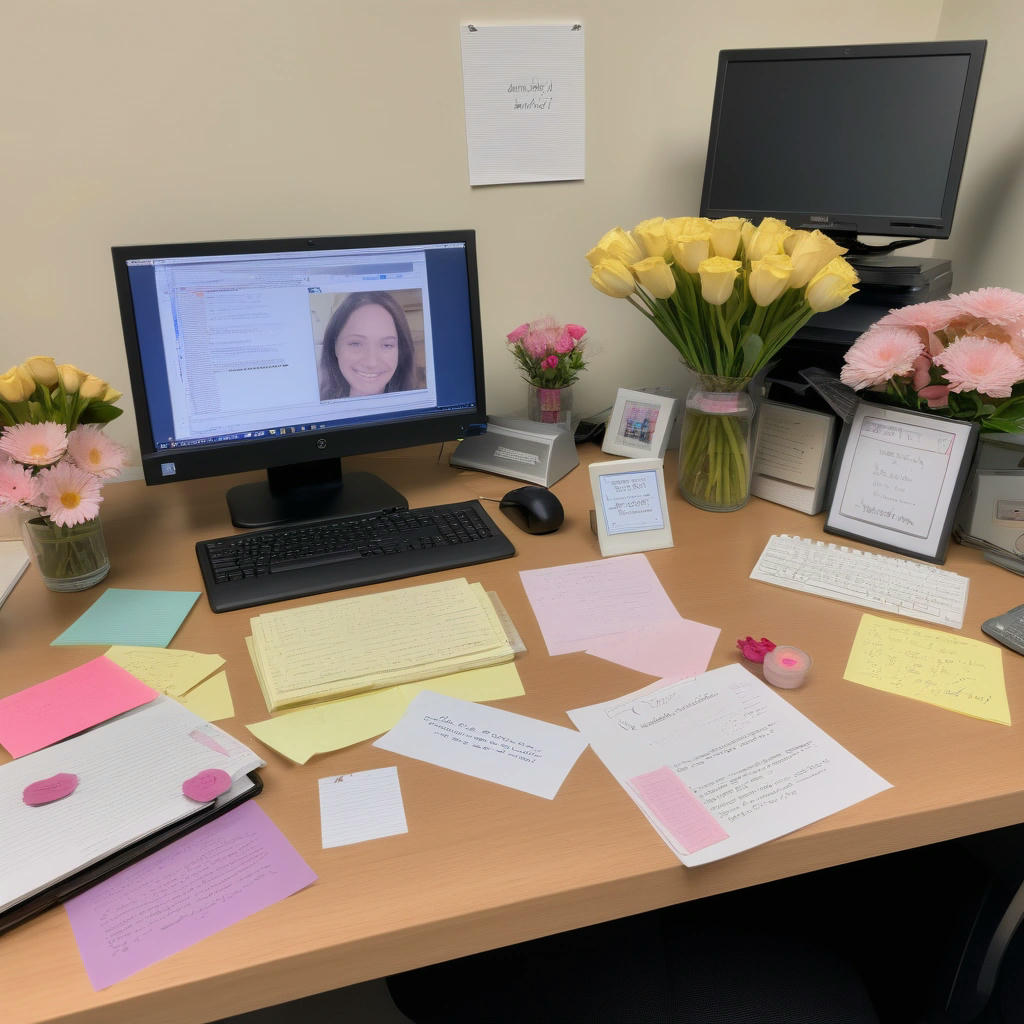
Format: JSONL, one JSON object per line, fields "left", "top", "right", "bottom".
{"left": 4, "top": 444, "right": 1024, "bottom": 1024}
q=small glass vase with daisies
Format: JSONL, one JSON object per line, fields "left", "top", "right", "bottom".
{"left": 0, "top": 357, "right": 126, "bottom": 592}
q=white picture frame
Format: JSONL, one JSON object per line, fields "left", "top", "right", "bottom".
{"left": 589, "top": 458, "right": 674, "bottom": 556}
{"left": 824, "top": 401, "right": 979, "bottom": 563}
{"left": 601, "top": 388, "right": 678, "bottom": 459}
{"left": 750, "top": 400, "right": 836, "bottom": 515}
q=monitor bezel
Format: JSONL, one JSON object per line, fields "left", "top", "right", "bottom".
{"left": 699, "top": 39, "right": 987, "bottom": 241}
{"left": 111, "top": 229, "right": 488, "bottom": 489}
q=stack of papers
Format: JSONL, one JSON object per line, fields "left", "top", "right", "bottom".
{"left": 246, "top": 578, "right": 515, "bottom": 712}
{"left": 0, "top": 540, "right": 29, "bottom": 609}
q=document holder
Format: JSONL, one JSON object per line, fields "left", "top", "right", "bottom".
{"left": 449, "top": 416, "right": 579, "bottom": 486}
{"left": 0, "top": 770, "right": 263, "bottom": 936}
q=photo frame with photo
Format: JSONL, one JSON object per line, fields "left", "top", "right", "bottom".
{"left": 601, "top": 388, "right": 678, "bottom": 459}
{"left": 589, "top": 458, "right": 673, "bottom": 556}
{"left": 825, "top": 402, "right": 979, "bottom": 563}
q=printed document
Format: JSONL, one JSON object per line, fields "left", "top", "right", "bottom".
{"left": 569, "top": 665, "right": 890, "bottom": 866}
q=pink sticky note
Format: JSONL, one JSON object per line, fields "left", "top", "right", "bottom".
{"left": 0, "top": 656, "right": 157, "bottom": 758}
{"left": 586, "top": 619, "right": 721, "bottom": 681}
{"left": 630, "top": 766, "right": 729, "bottom": 854}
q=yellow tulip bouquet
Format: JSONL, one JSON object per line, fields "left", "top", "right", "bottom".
{"left": 587, "top": 216, "right": 859, "bottom": 509}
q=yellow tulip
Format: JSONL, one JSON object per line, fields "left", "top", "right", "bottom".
{"left": 631, "top": 256, "right": 677, "bottom": 299}
{"left": 664, "top": 216, "right": 711, "bottom": 242}
{"left": 22, "top": 355, "right": 59, "bottom": 387}
{"left": 632, "top": 218, "right": 669, "bottom": 258}
{"left": 79, "top": 374, "right": 108, "bottom": 399}
{"left": 708, "top": 217, "right": 747, "bottom": 259}
{"left": 745, "top": 217, "right": 792, "bottom": 262}
{"left": 588, "top": 227, "right": 644, "bottom": 268}
{"left": 589, "top": 258, "right": 636, "bottom": 298}
{"left": 668, "top": 233, "right": 711, "bottom": 275}
{"left": 102, "top": 385, "right": 123, "bottom": 403}
{"left": 0, "top": 366, "right": 33, "bottom": 402}
{"left": 789, "top": 230, "right": 848, "bottom": 288}
{"left": 748, "top": 254, "right": 794, "bottom": 306}
{"left": 698, "top": 256, "right": 742, "bottom": 305}
{"left": 806, "top": 257, "right": 859, "bottom": 312}
{"left": 57, "top": 363, "right": 83, "bottom": 392}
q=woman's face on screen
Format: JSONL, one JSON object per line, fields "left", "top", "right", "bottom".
{"left": 335, "top": 303, "right": 400, "bottom": 396}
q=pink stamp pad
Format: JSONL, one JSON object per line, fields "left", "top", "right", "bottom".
{"left": 182, "top": 768, "right": 232, "bottom": 803}
{"left": 763, "top": 646, "right": 812, "bottom": 689}
{"left": 23, "top": 772, "right": 79, "bottom": 806}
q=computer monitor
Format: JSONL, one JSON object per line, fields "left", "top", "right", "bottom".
{"left": 700, "top": 40, "right": 986, "bottom": 261}
{"left": 112, "top": 230, "right": 487, "bottom": 529}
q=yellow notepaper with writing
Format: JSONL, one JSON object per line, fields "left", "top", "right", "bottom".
{"left": 176, "top": 671, "right": 235, "bottom": 722}
{"left": 844, "top": 614, "right": 1009, "bottom": 725}
{"left": 104, "top": 646, "right": 225, "bottom": 698}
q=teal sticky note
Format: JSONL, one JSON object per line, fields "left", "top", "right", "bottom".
{"left": 51, "top": 588, "right": 201, "bottom": 648}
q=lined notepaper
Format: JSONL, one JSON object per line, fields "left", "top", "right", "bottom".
{"left": 52, "top": 589, "right": 200, "bottom": 647}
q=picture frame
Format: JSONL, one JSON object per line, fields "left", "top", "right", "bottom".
{"left": 601, "top": 388, "right": 678, "bottom": 459}
{"left": 750, "top": 400, "right": 836, "bottom": 515}
{"left": 589, "top": 457, "right": 673, "bottom": 557}
{"left": 824, "top": 401, "right": 979, "bottom": 563}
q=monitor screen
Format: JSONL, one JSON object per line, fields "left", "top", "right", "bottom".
{"left": 700, "top": 40, "right": 986, "bottom": 247}
{"left": 112, "top": 231, "right": 487, "bottom": 528}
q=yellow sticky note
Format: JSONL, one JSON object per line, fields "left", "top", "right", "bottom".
{"left": 104, "top": 646, "right": 225, "bottom": 698}
{"left": 246, "top": 661, "right": 525, "bottom": 764}
{"left": 176, "top": 670, "right": 235, "bottom": 722}
{"left": 844, "top": 614, "right": 1009, "bottom": 725}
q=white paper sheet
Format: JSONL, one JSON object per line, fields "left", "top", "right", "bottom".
{"left": 374, "top": 690, "right": 588, "bottom": 799}
{"left": 318, "top": 767, "right": 408, "bottom": 849}
{"left": 569, "top": 665, "right": 890, "bottom": 866}
{"left": 460, "top": 23, "right": 585, "bottom": 185}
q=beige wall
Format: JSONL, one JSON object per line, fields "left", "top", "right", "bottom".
{"left": 2, "top": 1, "right": 960, "bottom": 470}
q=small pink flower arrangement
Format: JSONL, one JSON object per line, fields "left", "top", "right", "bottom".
{"left": 506, "top": 317, "right": 588, "bottom": 389}
{"left": 840, "top": 287, "right": 1024, "bottom": 431}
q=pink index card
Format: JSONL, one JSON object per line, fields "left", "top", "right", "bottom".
{"left": 629, "top": 766, "right": 729, "bottom": 854}
{"left": 0, "top": 655, "right": 157, "bottom": 758}
{"left": 66, "top": 801, "right": 317, "bottom": 991}
{"left": 586, "top": 619, "right": 721, "bottom": 680}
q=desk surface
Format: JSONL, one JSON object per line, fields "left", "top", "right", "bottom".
{"left": 4, "top": 444, "right": 1024, "bottom": 1024}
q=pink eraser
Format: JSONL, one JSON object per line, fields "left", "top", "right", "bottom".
{"left": 23, "top": 773, "right": 79, "bottom": 806}
{"left": 762, "top": 646, "right": 811, "bottom": 689}
{"left": 182, "top": 768, "right": 232, "bottom": 803}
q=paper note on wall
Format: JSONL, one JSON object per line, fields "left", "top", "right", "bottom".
{"left": 460, "top": 23, "right": 585, "bottom": 185}
{"left": 844, "top": 613, "right": 1009, "bottom": 725}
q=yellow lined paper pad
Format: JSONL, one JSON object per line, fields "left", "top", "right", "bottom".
{"left": 247, "top": 578, "right": 514, "bottom": 712}
{"left": 844, "top": 614, "right": 1009, "bottom": 725}
{"left": 246, "top": 661, "right": 524, "bottom": 763}
{"left": 104, "top": 646, "right": 225, "bottom": 698}
{"left": 177, "top": 671, "right": 235, "bottom": 722}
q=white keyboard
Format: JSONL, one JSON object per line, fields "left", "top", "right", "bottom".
{"left": 750, "top": 534, "right": 969, "bottom": 628}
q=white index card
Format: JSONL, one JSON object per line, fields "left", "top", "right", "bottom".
{"left": 318, "top": 767, "right": 408, "bottom": 849}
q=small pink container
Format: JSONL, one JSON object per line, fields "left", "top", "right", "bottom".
{"left": 762, "top": 646, "right": 811, "bottom": 689}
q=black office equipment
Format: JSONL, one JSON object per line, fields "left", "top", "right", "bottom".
{"left": 196, "top": 499, "right": 515, "bottom": 612}
{"left": 498, "top": 486, "right": 564, "bottom": 535}
{"left": 112, "top": 230, "right": 488, "bottom": 530}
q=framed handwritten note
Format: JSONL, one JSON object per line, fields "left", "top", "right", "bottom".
{"left": 460, "top": 23, "right": 585, "bottom": 185}
{"left": 589, "top": 458, "right": 673, "bottom": 556}
{"left": 825, "top": 402, "right": 978, "bottom": 562}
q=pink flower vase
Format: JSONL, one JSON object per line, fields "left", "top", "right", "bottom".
{"left": 527, "top": 384, "right": 575, "bottom": 427}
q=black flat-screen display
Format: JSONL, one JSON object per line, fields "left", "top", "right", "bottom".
{"left": 700, "top": 40, "right": 986, "bottom": 245}
{"left": 112, "top": 231, "right": 487, "bottom": 527}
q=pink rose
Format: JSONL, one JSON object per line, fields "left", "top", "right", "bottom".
{"left": 565, "top": 324, "right": 587, "bottom": 341}
{"left": 541, "top": 355, "right": 559, "bottom": 370}
{"left": 554, "top": 329, "right": 576, "bottom": 354}
{"left": 507, "top": 323, "right": 529, "bottom": 343}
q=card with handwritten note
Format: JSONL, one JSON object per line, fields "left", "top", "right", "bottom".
{"left": 374, "top": 690, "right": 588, "bottom": 799}
{"left": 844, "top": 613, "right": 1009, "bottom": 725}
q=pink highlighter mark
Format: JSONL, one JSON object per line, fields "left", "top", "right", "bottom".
{"left": 629, "top": 766, "right": 728, "bottom": 854}
{"left": 182, "top": 768, "right": 232, "bottom": 803}
{"left": 189, "top": 728, "right": 231, "bottom": 756}
{"left": 24, "top": 772, "right": 79, "bottom": 806}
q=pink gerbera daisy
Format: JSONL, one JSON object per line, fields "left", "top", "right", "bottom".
{"left": 877, "top": 299, "right": 960, "bottom": 334}
{"left": 840, "top": 326, "right": 924, "bottom": 390}
{"left": 933, "top": 336, "right": 1024, "bottom": 398}
{"left": 0, "top": 422, "right": 68, "bottom": 466}
{"left": 37, "top": 461, "right": 103, "bottom": 527}
{"left": 0, "top": 457, "right": 41, "bottom": 508}
{"left": 952, "top": 287, "right": 1024, "bottom": 326}
{"left": 67, "top": 424, "right": 126, "bottom": 478}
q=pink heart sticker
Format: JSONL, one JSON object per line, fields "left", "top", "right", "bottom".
{"left": 182, "top": 768, "right": 232, "bottom": 803}
{"left": 23, "top": 773, "right": 79, "bottom": 806}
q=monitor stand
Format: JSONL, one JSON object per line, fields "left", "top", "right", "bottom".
{"left": 226, "top": 458, "right": 408, "bottom": 529}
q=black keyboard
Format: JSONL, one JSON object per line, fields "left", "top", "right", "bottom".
{"left": 196, "top": 499, "right": 516, "bottom": 613}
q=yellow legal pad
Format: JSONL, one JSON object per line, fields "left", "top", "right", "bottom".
{"left": 246, "top": 577, "right": 515, "bottom": 712}
{"left": 844, "top": 613, "right": 1010, "bottom": 725}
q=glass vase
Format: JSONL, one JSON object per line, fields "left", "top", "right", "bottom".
{"left": 21, "top": 515, "right": 110, "bottom": 592}
{"left": 678, "top": 374, "right": 755, "bottom": 512}
{"left": 527, "top": 384, "right": 575, "bottom": 428}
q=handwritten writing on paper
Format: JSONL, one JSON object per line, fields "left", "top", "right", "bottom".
{"left": 374, "top": 690, "right": 588, "bottom": 800}
{"left": 844, "top": 613, "right": 1009, "bottom": 725}
{"left": 507, "top": 77, "right": 554, "bottom": 111}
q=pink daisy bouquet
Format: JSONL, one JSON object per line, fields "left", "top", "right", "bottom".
{"left": 840, "top": 287, "right": 1024, "bottom": 432}
{"left": 506, "top": 317, "right": 587, "bottom": 389}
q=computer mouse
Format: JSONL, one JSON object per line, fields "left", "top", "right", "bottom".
{"left": 498, "top": 485, "right": 564, "bottom": 535}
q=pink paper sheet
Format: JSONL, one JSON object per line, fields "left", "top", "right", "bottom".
{"left": 585, "top": 619, "right": 721, "bottom": 680}
{"left": 0, "top": 656, "right": 156, "bottom": 758}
